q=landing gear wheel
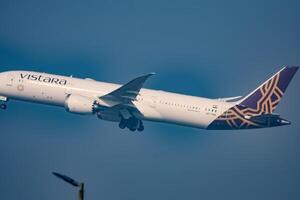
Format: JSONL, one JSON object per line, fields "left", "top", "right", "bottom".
{"left": 137, "top": 125, "right": 144, "bottom": 132}
{"left": 0, "top": 104, "right": 7, "bottom": 110}
{"left": 119, "top": 123, "right": 126, "bottom": 129}
{"left": 137, "top": 120, "right": 144, "bottom": 132}
{"left": 129, "top": 127, "right": 136, "bottom": 132}
{"left": 119, "top": 119, "right": 127, "bottom": 129}
{"left": 127, "top": 117, "right": 138, "bottom": 132}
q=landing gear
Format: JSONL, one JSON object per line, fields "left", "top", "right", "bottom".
{"left": 127, "top": 117, "right": 138, "bottom": 132}
{"left": 137, "top": 121, "right": 144, "bottom": 132}
{"left": 119, "top": 117, "right": 145, "bottom": 132}
{"left": 0, "top": 104, "right": 7, "bottom": 110}
{"left": 118, "top": 119, "right": 127, "bottom": 129}
{"left": 137, "top": 125, "right": 144, "bottom": 132}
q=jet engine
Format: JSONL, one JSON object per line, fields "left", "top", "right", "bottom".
{"left": 65, "top": 94, "right": 98, "bottom": 115}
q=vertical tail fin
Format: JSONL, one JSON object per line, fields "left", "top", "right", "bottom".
{"left": 238, "top": 66, "right": 298, "bottom": 114}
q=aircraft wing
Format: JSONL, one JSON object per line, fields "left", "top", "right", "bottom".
{"left": 100, "top": 73, "right": 155, "bottom": 103}
{"left": 96, "top": 73, "right": 155, "bottom": 120}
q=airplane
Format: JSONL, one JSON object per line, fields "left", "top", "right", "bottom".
{"left": 0, "top": 66, "right": 298, "bottom": 131}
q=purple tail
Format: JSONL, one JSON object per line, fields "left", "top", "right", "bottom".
{"left": 238, "top": 66, "right": 298, "bottom": 114}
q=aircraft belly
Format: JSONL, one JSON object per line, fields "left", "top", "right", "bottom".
{"left": 137, "top": 104, "right": 216, "bottom": 129}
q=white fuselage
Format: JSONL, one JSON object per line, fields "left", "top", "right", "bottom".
{"left": 0, "top": 71, "right": 235, "bottom": 129}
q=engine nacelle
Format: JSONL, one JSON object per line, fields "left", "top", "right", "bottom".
{"left": 65, "top": 94, "right": 96, "bottom": 115}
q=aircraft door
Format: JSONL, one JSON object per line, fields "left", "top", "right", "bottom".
{"left": 149, "top": 96, "right": 157, "bottom": 108}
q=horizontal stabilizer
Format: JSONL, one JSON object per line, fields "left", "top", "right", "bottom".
{"left": 245, "top": 113, "right": 290, "bottom": 126}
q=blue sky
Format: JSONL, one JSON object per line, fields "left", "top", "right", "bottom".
{"left": 0, "top": 0, "right": 299, "bottom": 199}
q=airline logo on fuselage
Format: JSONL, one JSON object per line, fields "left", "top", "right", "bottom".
{"left": 20, "top": 73, "right": 67, "bottom": 85}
